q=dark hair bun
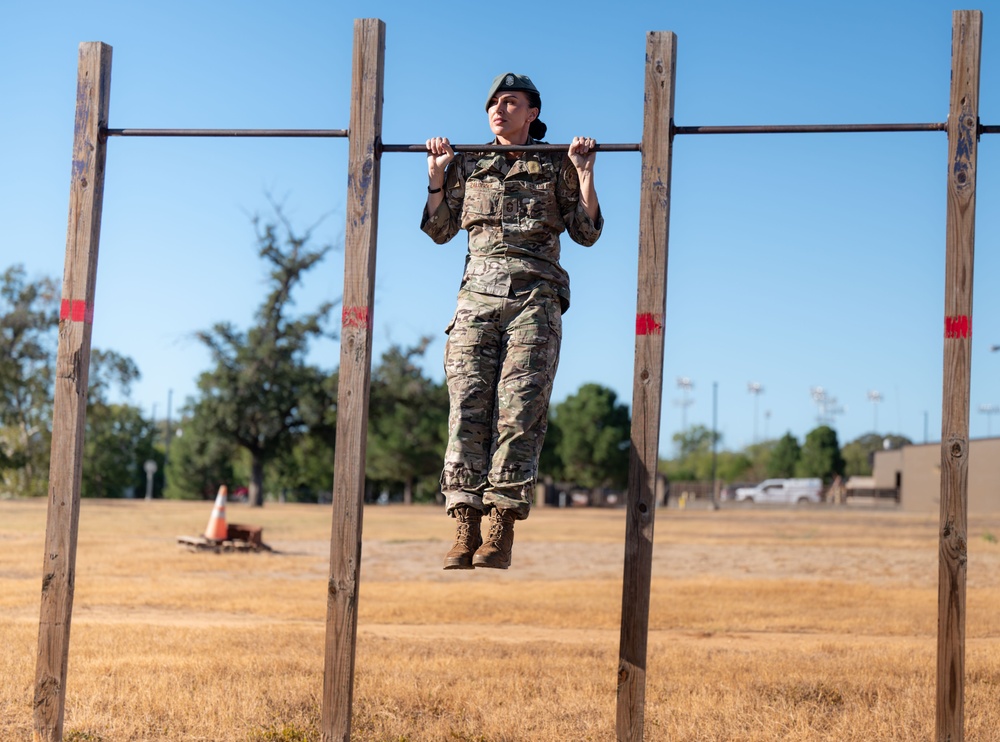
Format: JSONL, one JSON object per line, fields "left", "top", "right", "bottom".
{"left": 529, "top": 119, "right": 547, "bottom": 140}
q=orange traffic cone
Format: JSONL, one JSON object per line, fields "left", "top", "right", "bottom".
{"left": 204, "top": 485, "right": 229, "bottom": 541}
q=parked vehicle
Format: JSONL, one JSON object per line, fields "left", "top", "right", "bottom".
{"left": 733, "top": 478, "right": 823, "bottom": 505}
{"left": 719, "top": 482, "right": 756, "bottom": 502}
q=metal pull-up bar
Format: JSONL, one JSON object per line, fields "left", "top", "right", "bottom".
{"left": 104, "top": 127, "right": 349, "bottom": 138}
{"left": 103, "top": 119, "right": 1000, "bottom": 146}
{"left": 674, "top": 121, "right": 949, "bottom": 134}
{"left": 379, "top": 142, "right": 641, "bottom": 153}
{"left": 101, "top": 129, "right": 642, "bottom": 151}
{"left": 381, "top": 123, "right": 954, "bottom": 144}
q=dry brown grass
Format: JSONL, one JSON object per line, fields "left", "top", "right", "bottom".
{"left": 3, "top": 498, "right": 1000, "bottom": 740}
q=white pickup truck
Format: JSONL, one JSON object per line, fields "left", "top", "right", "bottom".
{"left": 732, "top": 478, "right": 823, "bottom": 505}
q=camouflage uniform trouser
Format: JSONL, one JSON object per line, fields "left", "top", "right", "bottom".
{"left": 441, "top": 284, "right": 562, "bottom": 520}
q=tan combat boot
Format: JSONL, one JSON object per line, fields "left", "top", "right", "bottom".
{"left": 472, "top": 508, "right": 516, "bottom": 569}
{"left": 443, "top": 504, "right": 483, "bottom": 570}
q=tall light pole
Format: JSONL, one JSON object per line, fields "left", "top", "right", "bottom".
{"left": 985, "top": 347, "right": 1000, "bottom": 437}
{"left": 165, "top": 389, "right": 173, "bottom": 465}
{"left": 711, "top": 382, "right": 719, "bottom": 509}
{"left": 675, "top": 377, "right": 694, "bottom": 433}
{"left": 810, "top": 386, "right": 843, "bottom": 428}
{"left": 810, "top": 386, "right": 825, "bottom": 424}
{"left": 747, "top": 382, "right": 764, "bottom": 443}
{"left": 867, "top": 390, "right": 883, "bottom": 433}
{"left": 980, "top": 404, "right": 1000, "bottom": 436}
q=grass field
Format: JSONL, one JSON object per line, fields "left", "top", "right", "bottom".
{"left": 3, "top": 498, "right": 1000, "bottom": 741}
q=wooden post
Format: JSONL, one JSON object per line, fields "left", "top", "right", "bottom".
{"left": 33, "top": 42, "right": 112, "bottom": 742}
{"left": 936, "top": 10, "right": 981, "bottom": 742}
{"left": 321, "top": 18, "right": 384, "bottom": 742}
{"left": 617, "top": 31, "right": 676, "bottom": 742}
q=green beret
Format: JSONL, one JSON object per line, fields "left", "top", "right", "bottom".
{"left": 485, "top": 72, "right": 540, "bottom": 110}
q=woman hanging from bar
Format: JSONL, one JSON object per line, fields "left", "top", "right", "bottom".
{"left": 421, "top": 72, "right": 603, "bottom": 569}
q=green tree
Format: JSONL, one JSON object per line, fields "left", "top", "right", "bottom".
{"left": 163, "top": 411, "right": 239, "bottom": 500}
{"left": 673, "top": 424, "right": 718, "bottom": 459}
{"left": 660, "top": 424, "right": 721, "bottom": 482}
{"left": 767, "top": 433, "right": 801, "bottom": 478}
{"left": 717, "top": 450, "right": 754, "bottom": 482}
{"left": 550, "top": 383, "right": 631, "bottom": 489}
{"left": 0, "top": 265, "right": 58, "bottom": 497}
{"left": 82, "top": 350, "right": 158, "bottom": 498}
{"left": 190, "top": 210, "right": 338, "bottom": 506}
{"left": 538, "top": 417, "right": 564, "bottom": 482}
{"left": 366, "top": 340, "right": 448, "bottom": 503}
{"left": 267, "top": 430, "right": 334, "bottom": 502}
{"left": 795, "top": 425, "right": 845, "bottom": 482}
{"left": 842, "top": 432, "right": 912, "bottom": 476}
{"left": 735, "top": 439, "right": 778, "bottom": 482}
{"left": 660, "top": 455, "right": 696, "bottom": 483}
{"left": 266, "top": 371, "right": 339, "bottom": 502}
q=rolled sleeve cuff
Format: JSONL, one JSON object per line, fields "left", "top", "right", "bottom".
{"left": 420, "top": 198, "right": 454, "bottom": 243}
{"left": 572, "top": 203, "right": 604, "bottom": 246}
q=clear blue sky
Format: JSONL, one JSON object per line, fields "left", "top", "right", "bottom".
{"left": 2, "top": 0, "right": 999, "bottom": 457}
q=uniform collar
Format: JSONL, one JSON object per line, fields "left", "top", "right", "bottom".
{"left": 474, "top": 137, "right": 540, "bottom": 178}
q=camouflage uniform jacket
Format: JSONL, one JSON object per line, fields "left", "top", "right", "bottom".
{"left": 420, "top": 139, "right": 604, "bottom": 312}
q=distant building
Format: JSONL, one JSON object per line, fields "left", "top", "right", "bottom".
{"left": 873, "top": 438, "right": 1000, "bottom": 512}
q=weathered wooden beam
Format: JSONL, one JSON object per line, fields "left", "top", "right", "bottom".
{"left": 33, "top": 41, "right": 113, "bottom": 742}
{"left": 321, "top": 18, "right": 384, "bottom": 742}
{"left": 616, "top": 30, "right": 676, "bottom": 742}
{"left": 936, "top": 10, "right": 981, "bottom": 742}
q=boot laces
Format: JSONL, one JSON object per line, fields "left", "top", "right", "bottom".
{"left": 486, "top": 511, "right": 510, "bottom": 542}
{"left": 455, "top": 520, "right": 474, "bottom": 541}
{"left": 486, "top": 519, "right": 503, "bottom": 542}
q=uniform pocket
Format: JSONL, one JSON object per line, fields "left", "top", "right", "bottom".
{"left": 522, "top": 180, "right": 557, "bottom": 222}
{"left": 510, "top": 325, "right": 546, "bottom": 345}
{"left": 462, "top": 179, "right": 497, "bottom": 218}
{"left": 505, "top": 290, "right": 562, "bottom": 381}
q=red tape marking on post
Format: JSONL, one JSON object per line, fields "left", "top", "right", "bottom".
{"left": 342, "top": 306, "right": 372, "bottom": 330}
{"left": 60, "top": 299, "right": 94, "bottom": 324}
{"left": 945, "top": 315, "right": 971, "bottom": 339}
{"left": 636, "top": 313, "right": 663, "bottom": 336}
